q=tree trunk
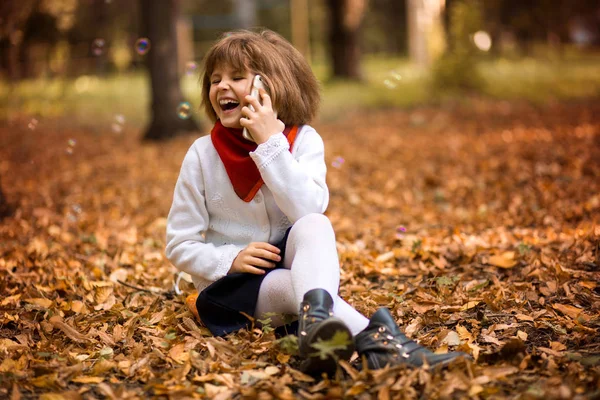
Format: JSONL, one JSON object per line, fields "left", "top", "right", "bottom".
{"left": 140, "top": 0, "right": 199, "bottom": 141}
{"left": 408, "top": 0, "right": 446, "bottom": 68}
{"left": 326, "top": 0, "right": 365, "bottom": 80}
{"left": 0, "top": 176, "right": 12, "bottom": 220}
{"left": 232, "top": 0, "right": 258, "bottom": 29}
{"left": 291, "top": 0, "right": 311, "bottom": 62}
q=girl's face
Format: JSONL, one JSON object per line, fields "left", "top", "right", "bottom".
{"left": 209, "top": 65, "right": 254, "bottom": 129}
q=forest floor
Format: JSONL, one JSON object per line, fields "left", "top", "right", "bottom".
{"left": 1, "top": 98, "right": 599, "bottom": 399}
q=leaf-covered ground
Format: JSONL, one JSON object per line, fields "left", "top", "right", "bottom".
{"left": 1, "top": 99, "right": 599, "bottom": 399}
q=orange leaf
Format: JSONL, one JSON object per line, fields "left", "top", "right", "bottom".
{"left": 25, "top": 298, "right": 53, "bottom": 308}
{"left": 488, "top": 251, "right": 517, "bottom": 268}
{"left": 552, "top": 303, "right": 590, "bottom": 321}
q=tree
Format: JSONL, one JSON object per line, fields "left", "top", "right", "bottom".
{"left": 326, "top": 0, "right": 367, "bottom": 80}
{"left": 407, "top": 0, "right": 446, "bottom": 67}
{"left": 0, "top": 176, "right": 12, "bottom": 220}
{"left": 140, "top": 0, "right": 199, "bottom": 141}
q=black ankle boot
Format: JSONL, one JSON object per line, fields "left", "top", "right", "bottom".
{"left": 298, "top": 289, "right": 355, "bottom": 376}
{"left": 355, "top": 308, "right": 471, "bottom": 370}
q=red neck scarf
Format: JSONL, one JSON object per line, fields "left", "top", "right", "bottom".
{"left": 211, "top": 120, "right": 298, "bottom": 202}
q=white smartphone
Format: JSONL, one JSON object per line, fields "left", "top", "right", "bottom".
{"left": 242, "top": 75, "right": 266, "bottom": 142}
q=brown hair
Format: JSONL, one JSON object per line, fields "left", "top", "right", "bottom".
{"left": 200, "top": 29, "right": 320, "bottom": 126}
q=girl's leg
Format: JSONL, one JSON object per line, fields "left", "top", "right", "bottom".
{"left": 255, "top": 213, "right": 368, "bottom": 334}
{"left": 255, "top": 269, "right": 368, "bottom": 334}
{"left": 254, "top": 269, "right": 297, "bottom": 327}
{"left": 282, "top": 213, "right": 340, "bottom": 304}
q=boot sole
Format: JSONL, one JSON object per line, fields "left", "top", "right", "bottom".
{"left": 300, "top": 318, "right": 355, "bottom": 377}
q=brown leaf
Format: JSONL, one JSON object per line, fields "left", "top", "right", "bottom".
{"left": 24, "top": 298, "right": 53, "bottom": 308}
{"left": 49, "top": 316, "right": 93, "bottom": 343}
{"left": 488, "top": 251, "right": 518, "bottom": 268}
{"left": 552, "top": 303, "right": 590, "bottom": 321}
{"left": 71, "top": 376, "right": 104, "bottom": 384}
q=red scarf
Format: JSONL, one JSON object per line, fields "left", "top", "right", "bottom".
{"left": 211, "top": 120, "right": 298, "bottom": 202}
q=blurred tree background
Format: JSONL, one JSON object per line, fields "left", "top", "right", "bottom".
{"left": 1, "top": 0, "right": 600, "bottom": 210}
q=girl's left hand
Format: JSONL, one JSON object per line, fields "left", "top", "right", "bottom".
{"left": 240, "top": 88, "right": 285, "bottom": 144}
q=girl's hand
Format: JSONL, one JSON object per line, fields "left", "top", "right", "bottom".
{"left": 240, "top": 88, "right": 285, "bottom": 144}
{"left": 229, "top": 242, "right": 282, "bottom": 275}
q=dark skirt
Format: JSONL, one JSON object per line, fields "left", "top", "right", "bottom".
{"left": 196, "top": 228, "right": 298, "bottom": 337}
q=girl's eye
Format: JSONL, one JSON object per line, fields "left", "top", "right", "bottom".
{"left": 233, "top": 77, "right": 244, "bottom": 81}
{"left": 211, "top": 80, "right": 220, "bottom": 85}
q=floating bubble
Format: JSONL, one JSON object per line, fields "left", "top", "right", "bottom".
{"left": 395, "top": 226, "right": 406, "bottom": 240}
{"left": 185, "top": 61, "right": 198, "bottom": 76}
{"left": 135, "top": 38, "right": 150, "bottom": 55}
{"left": 383, "top": 79, "right": 397, "bottom": 89}
{"left": 177, "top": 102, "right": 192, "bottom": 119}
{"left": 114, "top": 114, "right": 125, "bottom": 125}
{"left": 331, "top": 156, "right": 345, "bottom": 169}
{"left": 72, "top": 204, "right": 82, "bottom": 214}
{"left": 67, "top": 139, "right": 76, "bottom": 147}
{"left": 473, "top": 31, "right": 492, "bottom": 52}
{"left": 65, "top": 148, "right": 74, "bottom": 155}
{"left": 28, "top": 118, "right": 38, "bottom": 130}
{"left": 390, "top": 71, "right": 402, "bottom": 81}
{"left": 91, "top": 38, "right": 105, "bottom": 56}
{"left": 111, "top": 123, "right": 123, "bottom": 133}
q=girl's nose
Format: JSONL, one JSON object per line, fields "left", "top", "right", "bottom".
{"left": 216, "top": 79, "right": 230, "bottom": 90}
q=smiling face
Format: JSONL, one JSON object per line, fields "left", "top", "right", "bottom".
{"left": 208, "top": 66, "right": 254, "bottom": 129}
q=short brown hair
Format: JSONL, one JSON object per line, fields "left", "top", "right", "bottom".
{"left": 200, "top": 29, "right": 320, "bottom": 126}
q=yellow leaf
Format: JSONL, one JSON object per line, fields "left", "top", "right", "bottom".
{"left": 31, "top": 373, "right": 58, "bottom": 388}
{"left": 460, "top": 301, "right": 480, "bottom": 311}
{"left": 482, "top": 366, "right": 519, "bottom": 379}
{"left": 488, "top": 252, "right": 517, "bottom": 268}
{"left": 552, "top": 303, "right": 590, "bottom": 321}
{"left": 25, "top": 298, "right": 53, "bottom": 308}
{"left": 1, "top": 294, "right": 21, "bottom": 306}
{"left": 375, "top": 251, "right": 395, "bottom": 263}
{"left": 276, "top": 353, "right": 290, "bottom": 364}
{"left": 168, "top": 343, "right": 189, "bottom": 364}
{"left": 71, "top": 376, "right": 105, "bottom": 384}
{"left": 70, "top": 300, "right": 86, "bottom": 314}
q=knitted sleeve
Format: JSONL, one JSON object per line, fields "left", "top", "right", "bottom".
{"left": 165, "top": 143, "right": 241, "bottom": 282}
{"left": 249, "top": 126, "right": 329, "bottom": 223}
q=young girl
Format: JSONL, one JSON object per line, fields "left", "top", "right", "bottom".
{"left": 166, "top": 29, "right": 467, "bottom": 376}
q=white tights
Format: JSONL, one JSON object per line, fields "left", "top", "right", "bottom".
{"left": 254, "top": 213, "right": 369, "bottom": 335}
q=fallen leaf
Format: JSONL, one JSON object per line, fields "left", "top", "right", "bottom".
{"left": 488, "top": 251, "right": 518, "bottom": 268}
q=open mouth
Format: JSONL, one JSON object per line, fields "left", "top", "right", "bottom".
{"left": 219, "top": 99, "right": 239, "bottom": 111}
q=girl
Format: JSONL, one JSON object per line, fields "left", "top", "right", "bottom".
{"left": 166, "top": 29, "right": 467, "bottom": 376}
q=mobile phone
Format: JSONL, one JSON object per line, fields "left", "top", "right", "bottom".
{"left": 242, "top": 75, "right": 266, "bottom": 142}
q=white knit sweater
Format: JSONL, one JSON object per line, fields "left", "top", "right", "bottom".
{"left": 165, "top": 125, "right": 329, "bottom": 292}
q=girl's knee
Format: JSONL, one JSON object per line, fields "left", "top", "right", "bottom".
{"left": 294, "top": 213, "right": 333, "bottom": 231}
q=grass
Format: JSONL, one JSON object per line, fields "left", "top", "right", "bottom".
{"left": 1, "top": 52, "right": 599, "bottom": 129}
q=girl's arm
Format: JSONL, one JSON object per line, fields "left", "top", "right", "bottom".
{"left": 165, "top": 146, "right": 241, "bottom": 281}
{"left": 250, "top": 126, "right": 329, "bottom": 222}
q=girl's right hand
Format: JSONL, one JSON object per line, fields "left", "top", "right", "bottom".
{"left": 229, "top": 242, "right": 282, "bottom": 275}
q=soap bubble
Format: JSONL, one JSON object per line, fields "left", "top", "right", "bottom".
{"left": 383, "top": 69, "right": 402, "bottom": 89}
{"left": 383, "top": 79, "right": 397, "bottom": 89}
{"left": 331, "top": 156, "right": 345, "bottom": 169}
{"left": 177, "top": 102, "right": 192, "bottom": 119}
{"left": 28, "top": 118, "right": 39, "bottom": 130}
{"left": 91, "top": 38, "right": 105, "bottom": 56}
{"left": 135, "top": 38, "right": 150, "bottom": 55}
{"left": 185, "top": 61, "right": 198, "bottom": 76}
